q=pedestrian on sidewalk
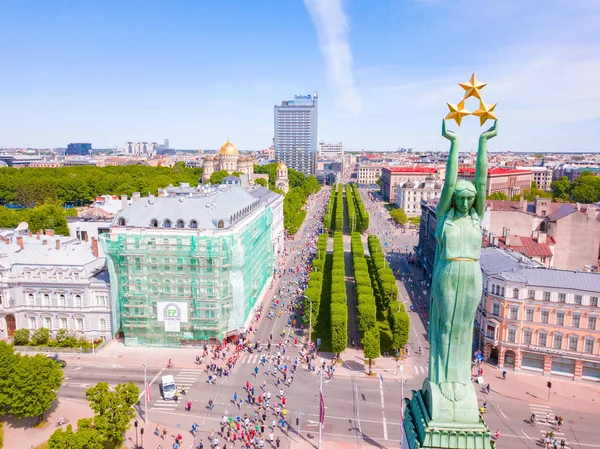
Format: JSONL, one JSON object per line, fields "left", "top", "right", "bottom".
{"left": 162, "top": 428, "right": 168, "bottom": 440}
{"left": 155, "top": 424, "right": 161, "bottom": 436}
{"left": 187, "top": 401, "right": 192, "bottom": 412}
{"left": 502, "top": 369, "right": 507, "bottom": 380}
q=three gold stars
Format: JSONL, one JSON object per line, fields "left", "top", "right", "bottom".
{"left": 444, "top": 73, "right": 498, "bottom": 126}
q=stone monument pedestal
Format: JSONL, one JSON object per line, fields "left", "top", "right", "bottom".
{"left": 403, "top": 386, "right": 493, "bottom": 449}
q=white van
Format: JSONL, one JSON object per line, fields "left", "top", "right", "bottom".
{"left": 161, "top": 375, "right": 177, "bottom": 400}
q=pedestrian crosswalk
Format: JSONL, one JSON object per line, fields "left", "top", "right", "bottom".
{"left": 150, "top": 369, "right": 202, "bottom": 411}
{"left": 528, "top": 403, "right": 566, "bottom": 437}
{"left": 414, "top": 365, "right": 428, "bottom": 375}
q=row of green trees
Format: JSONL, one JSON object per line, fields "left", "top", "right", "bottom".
{"left": 324, "top": 186, "right": 336, "bottom": 233}
{"left": 0, "top": 164, "right": 204, "bottom": 206}
{"left": 345, "top": 184, "right": 356, "bottom": 232}
{"left": 0, "top": 342, "right": 63, "bottom": 424}
{"left": 366, "top": 234, "right": 410, "bottom": 353}
{"left": 334, "top": 184, "right": 344, "bottom": 232}
{"left": 551, "top": 172, "right": 600, "bottom": 203}
{"left": 49, "top": 382, "right": 139, "bottom": 449}
{"left": 350, "top": 232, "right": 380, "bottom": 372}
{"left": 304, "top": 234, "right": 328, "bottom": 334}
{"left": 349, "top": 183, "right": 369, "bottom": 232}
{"left": 330, "top": 231, "right": 348, "bottom": 354}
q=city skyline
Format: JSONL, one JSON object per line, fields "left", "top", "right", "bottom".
{"left": 1, "top": 1, "right": 599, "bottom": 152}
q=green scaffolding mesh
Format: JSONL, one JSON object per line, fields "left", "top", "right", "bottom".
{"left": 100, "top": 207, "right": 274, "bottom": 347}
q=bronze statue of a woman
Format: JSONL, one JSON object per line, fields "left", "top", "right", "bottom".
{"left": 423, "top": 119, "right": 497, "bottom": 424}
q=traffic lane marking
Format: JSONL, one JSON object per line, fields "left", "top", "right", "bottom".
{"left": 306, "top": 413, "right": 403, "bottom": 426}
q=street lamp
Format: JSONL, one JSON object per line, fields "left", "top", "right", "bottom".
{"left": 140, "top": 428, "right": 145, "bottom": 448}
{"left": 134, "top": 420, "right": 139, "bottom": 448}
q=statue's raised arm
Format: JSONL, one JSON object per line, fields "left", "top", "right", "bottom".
{"left": 437, "top": 120, "right": 459, "bottom": 219}
{"left": 474, "top": 120, "right": 497, "bottom": 218}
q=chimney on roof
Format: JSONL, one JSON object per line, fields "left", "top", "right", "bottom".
{"left": 520, "top": 198, "right": 527, "bottom": 212}
{"left": 16, "top": 236, "right": 23, "bottom": 251}
{"left": 132, "top": 192, "right": 141, "bottom": 203}
{"left": 505, "top": 229, "right": 511, "bottom": 246}
{"left": 91, "top": 237, "right": 99, "bottom": 258}
{"left": 37, "top": 230, "right": 42, "bottom": 240}
{"left": 42, "top": 239, "right": 48, "bottom": 245}
{"left": 28, "top": 231, "right": 32, "bottom": 237}
{"left": 45, "top": 229, "right": 54, "bottom": 237}
{"left": 538, "top": 232, "right": 546, "bottom": 244}
{"left": 576, "top": 203, "right": 581, "bottom": 211}
{"left": 587, "top": 205, "right": 597, "bottom": 219}
{"left": 56, "top": 239, "right": 61, "bottom": 250}
{"left": 121, "top": 195, "right": 128, "bottom": 210}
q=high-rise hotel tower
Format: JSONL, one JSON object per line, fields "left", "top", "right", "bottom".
{"left": 274, "top": 92, "right": 318, "bottom": 175}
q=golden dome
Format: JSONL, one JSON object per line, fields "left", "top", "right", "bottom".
{"left": 219, "top": 140, "right": 239, "bottom": 155}
{"left": 277, "top": 161, "right": 287, "bottom": 170}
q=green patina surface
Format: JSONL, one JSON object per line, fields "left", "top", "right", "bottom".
{"left": 405, "top": 121, "right": 497, "bottom": 448}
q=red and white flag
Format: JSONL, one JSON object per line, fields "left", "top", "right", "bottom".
{"left": 145, "top": 382, "right": 152, "bottom": 402}
{"left": 319, "top": 389, "right": 325, "bottom": 426}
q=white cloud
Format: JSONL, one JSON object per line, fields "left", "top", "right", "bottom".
{"left": 303, "top": 0, "right": 362, "bottom": 115}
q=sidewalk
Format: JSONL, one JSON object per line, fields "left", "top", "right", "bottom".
{"left": 475, "top": 363, "right": 600, "bottom": 414}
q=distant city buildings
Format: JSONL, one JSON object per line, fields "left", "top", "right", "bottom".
{"left": 101, "top": 184, "right": 284, "bottom": 347}
{"left": 66, "top": 143, "right": 92, "bottom": 156}
{"left": 395, "top": 176, "right": 442, "bottom": 216}
{"left": 274, "top": 93, "right": 318, "bottom": 175}
{"left": 319, "top": 142, "right": 344, "bottom": 159}
{"left": 458, "top": 167, "right": 533, "bottom": 198}
{"left": 516, "top": 166, "right": 553, "bottom": 190}
{"left": 0, "top": 229, "right": 112, "bottom": 342}
{"left": 125, "top": 142, "right": 157, "bottom": 157}
{"left": 381, "top": 167, "right": 440, "bottom": 202}
{"left": 357, "top": 164, "right": 383, "bottom": 187}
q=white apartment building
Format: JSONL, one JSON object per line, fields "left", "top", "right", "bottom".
{"left": 126, "top": 142, "right": 157, "bottom": 157}
{"left": 517, "top": 166, "right": 553, "bottom": 191}
{"left": 0, "top": 231, "right": 112, "bottom": 342}
{"left": 396, "top": 176, "right": 443, "bottom": 216}
{"left": 357, "top": 165, "right": 383, "bottom": 186}
{"left": 319, "top": 142, "right": 344, "bottom": 159}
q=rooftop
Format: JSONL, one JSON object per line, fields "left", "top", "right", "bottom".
{"left": 385, "top": 166, "right": 438, "bottom": 174}
{"left": 458, "top": 167, "right": 532, "bottom": 175}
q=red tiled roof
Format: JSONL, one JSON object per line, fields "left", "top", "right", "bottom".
{"left": 497, "top": 235, "right": 554, "bottom": 258}
{"left": 385, "top": 167, "right": 438, "bottom": 173}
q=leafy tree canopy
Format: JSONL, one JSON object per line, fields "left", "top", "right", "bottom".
{"left": 487, "top": 191, "right": 509, "bottom": 200}
{"left": 389, "top": 208, "right": 408, "bottom": 225}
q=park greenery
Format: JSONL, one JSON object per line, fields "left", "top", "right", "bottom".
{"left": 334, "top": 184, "right": 344, "bottom": 232}
{"left": 324, "top": 186, "right": 336, "bottom": 233}
{"left": 207, "top": 170, "right": 243, "bottom": 184}
{"left": 0, "top": 342, "right": 64, "bottom": 424}
{"left": 48, "top": 382, "right": 140, "bottom": 449}
{"left": 551, "top": 172, "right": 600, "bottom": 203}
{"left": 304, "top": 234, "right": 328, "bottom": 341}
{"left": 0, "top": 164, "right": 204, "bottom": 206}
{"left": 0, "top": 203, "right": 70, "bottom": 236}
{"left": 12, "top": 328, "right": 101, "bottom": 351}
{"left": 350, "top": 183, "right": 369, "bottom": 231}
{"left": 330, "top": 231, "right": 348, "bottom": 355}
{"left": 254, "top": 163, "right": 321, "bottom": 235}
{"left": 390, "top": 208, "right": 408, "bottom": 225}
{"left": 345, "top": 184, "right": 356, "bottom": 232}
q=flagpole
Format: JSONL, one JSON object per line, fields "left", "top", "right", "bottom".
{"left": 319, "top": 370, "right": 323, "bottom": 449}
{"left": 143, "top": 358, "right": 148, "bottom": 423}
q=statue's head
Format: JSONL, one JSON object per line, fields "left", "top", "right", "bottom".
{"left": 453, "top": 179, "right": 477, "bottom": 214}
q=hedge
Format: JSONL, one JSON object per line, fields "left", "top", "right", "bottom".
{"left": 330, "top": 231, "right": 347, "bottom": 354}
{"left": 324, "top": 185, "right": 336, "bottom": 233}
{"left": 350, "top": 183, "right": 369, "bottom": 232}
{"left": 335, "top": 184, "right": 344, "bottom": 232}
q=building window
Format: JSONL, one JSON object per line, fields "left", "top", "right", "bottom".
{"left": 510, "top": 307, "right": 518, "bottom": 320}
{"left": 558, "top": 293, "right": 566, "bottom": 303}
{"left": 75, "top": 318, "right": 84, "bottom": 330}
{"left": 164, "top": 219, "right": 172, "bottom": 228}
{"left": 588, "top": 316, "right": 597, "bottom": 330}
{"left": 528, "top": 289, "right": 535, "bottom": 299}
{"left": 28, "top": 316, "right": 37, "bottom": 329}
{"left": 486, "top": 325, "right": 495, "bottom": 339}
{"left": 176, "top": 219, "right": 184, "bottom": 228}
{"left": 150, "top": 219, "right": 158, "bottom": 228}
{"left": 538, "top": 332, "right": 547, "bottom": 347}
{"left": 523, "top": 329, "right": 533, "bottom": 345}
{"left": 574, "top": 295, "right": 582, "bottom": 305}
{"left": 584, "top": 339, "right": 594, "bottom": 354}
{"left": 507, "top": 328, "right": 516, "bottom": 343}
{"left": 217, "top": 220, "right": 225, "bottom": 229}
{"left": 59, "top": 318, "right": 67, "bottom": 329}
{"left": 556, "top": 312, "right": 565, "bottom": 326}
{"left": 543, "top": 291, "right": 551, "bottom": 301}
{"left": 490, "top": 284, "right": 495, "bottom": 294}
{"left": 59, "top": 294, "right": 66, "bottom": 306}
{"left": 492, "top": 303, "right": 500, "bottom": 316}
{"left": 526, "top": 308, "right": 534, "bottom": 322}
{"left": 27, "top": 293, "right": 34, "bottom": 305}
{"left": 118, "top": 217, "right": 126, "bottom": 226}
{"left": 541, "top": 310, "right": 549, "bottom": 324}
{"left": 74, "top": 272, "right": 79, "bottom": 281}
{"left": 75, "top": 295, "right": 82, "bottom": 307}
{"left": 43, "top": 294, "right": 49, "bottom": 306}
{"left": 190, "top": 220, "right": 198, "bottom": 229}
{"left": 501, "top": 287, "right": 505, "bottom": 296}
{"left": 553, "top": 334, "right": 563, "bottom": 349}
{"left": 512, "top": 288, "right": 519, "bottom": 299}
{"left": 569, "top": 335, "right": 578, "bottom": 351}
{"left": 572, "top": 314, "right": 581, "bottom": 328}
{"left": 591, "top": 297, "right": 599, "bottom": 307}
{"left": 100, "top": 319, "right": 106, "bottom": 331}
{"left": 43, "top": 316, "right": 52, "bottom": 329}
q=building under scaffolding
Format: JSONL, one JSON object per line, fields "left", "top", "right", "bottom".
{"left": 100, "top": 184, "right": 284, "bottom": 347}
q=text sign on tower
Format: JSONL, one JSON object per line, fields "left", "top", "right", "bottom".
{"left": 157, "top": 302, "right": 188, "bottom": 333}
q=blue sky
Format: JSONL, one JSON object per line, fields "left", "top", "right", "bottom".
{"left": 1, "top": 0, "right": 599, "bottom": 152}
